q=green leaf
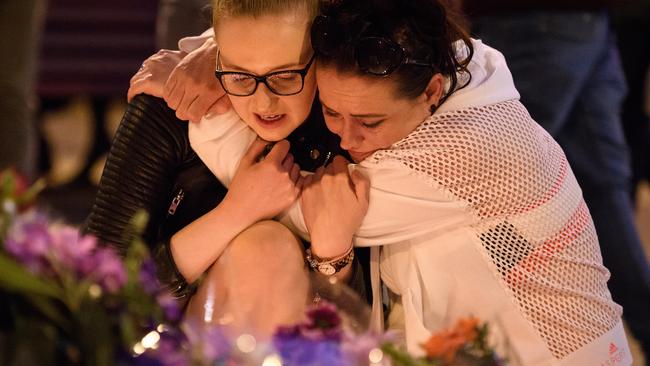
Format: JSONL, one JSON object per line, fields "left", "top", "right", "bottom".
{"left": 15, "top": 178, "right": 46, "bottom": 206}
{"left": 25, "top": 293, "right": 71, "bottom": 331}
{"left": 130, "top": 210, "right": 149, "bottom": 236}
{"left": 381, "top": 343, "right": 437, "bottom": 366}
{"left": 76, "top": 301, "right": 116, "bottom": 366}
{"left": 67, "top": 279, "right": 93, "bottom": 312}
{"left": 0, "top": 253, "right": 62, "bottom": 299}
{"left": 120, "top": 313, "right": 138, "bottom": 349}
{"left": 1, "top": 171, "right": 15, "bottom": 199}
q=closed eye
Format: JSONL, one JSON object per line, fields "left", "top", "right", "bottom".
{"left": 323, "top": 107, "right": 340, "bottom": 117}
{"left": 227, "top": 73, "right": 253, "bottom": 83}
{"left": 361, "top": 120, "right": 384, "bottom": 128}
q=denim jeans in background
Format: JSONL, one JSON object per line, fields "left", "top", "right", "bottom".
{"left": 474, "top": 11, "right": 650, "bottom": 356}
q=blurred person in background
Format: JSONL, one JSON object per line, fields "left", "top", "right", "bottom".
{"left": 36, "top": 0, "right": 157, "bottom": 191}
{"left": 613, "top": 0, "right": 650, "bottom": 202}
{"left": 0, "top": 1, "right": 46, "bottom": 363}
{"left": 0, "top": 0, "right": 46, "bottom": 179}
{"left": 466, "top": 0, "right": 650, "bottom": 359}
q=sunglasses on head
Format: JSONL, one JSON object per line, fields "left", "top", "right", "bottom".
{"left": 311, "top": 14, "right": 432, "bottom": 76}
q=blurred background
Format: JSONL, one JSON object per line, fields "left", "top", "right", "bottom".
{"left": 0, "top": 0, "right": 648, "bottom": 364}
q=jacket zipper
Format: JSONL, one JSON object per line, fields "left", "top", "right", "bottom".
{"left": 167, "top": 189, "right": 185, "bottom": 216}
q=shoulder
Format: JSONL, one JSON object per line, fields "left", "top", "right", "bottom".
{"left": 439, "top": 39, "right": 520, "bottom": 112}
{"left": 364, "top": 99, "right": 547, "bottom": 186}
{"left": 127, "top": 94, "right": 188, "bottom": 136}
{"left": 117, "top": 94, "right": 193, "bottom": 164}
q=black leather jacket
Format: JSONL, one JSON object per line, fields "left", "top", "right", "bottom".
{"left": 84, "top": 94, "right": 370, "bottom": 301}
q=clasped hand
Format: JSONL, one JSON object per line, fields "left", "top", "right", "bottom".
{"left": 224, "top": 139, "right": 302, "bottom": 224}
{"left": 227, "top": 144, "right": 370, "bottom": 258}
{"left": 301, "top": 156, "right": 370, "bottom": 258}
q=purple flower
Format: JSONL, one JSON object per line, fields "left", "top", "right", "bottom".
{"left": 273, "top": 335, "right": 348, "bottom": 366}
{"left": 134, "top": 331, "right": 190, "bottom": 366}
{"left": 157, "top": 292, "right": 181, "bottom": 323}
{"left": 139, "top": 259, "right": 161, "bottom": 295}
{"left": 48, "top": 226, "right": 95, "bottom": 268}
{"left": 276, "top": 301, "right": 344, "bottom": 342}
{"left": 183, "top": 320, "right": 232, "bottom": 362}
{"left": 341, "top": 331, "right": 395, "bottom": 365}
{"left": 89, "top": 247, "right": 127, "bottom": 293}
{"left": 5, "top": 212, "right": 127, "bottom": 293}
{"left": 5, "top": 211, "right": 52, "bottom": 273}
{"left": 271, "top": 301, "right": 351, "bottom": 365}
{"left": 151, "top": 332, "right": 190, "bottom": 366}
{"left": 301, "top": 301, "right": 343, "bottom": 341}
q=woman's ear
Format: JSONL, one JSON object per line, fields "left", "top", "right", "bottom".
{"left": 424, "top": 73, "right": 445, "bottom": 106}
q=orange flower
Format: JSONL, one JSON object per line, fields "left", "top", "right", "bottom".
{"left": 421, "top": 317, "right": 480, "bottom": 363}
{"left": 455, "top": 317, "right": 479, "bottom": 342}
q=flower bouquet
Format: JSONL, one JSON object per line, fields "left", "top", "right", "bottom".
{"left": 0, "top": 169, "right": 182, "bottom": 366}
{"left": 180, "top": 299, "right": 503, "bottom": 366}
{"left": 0, "top": 168, "right": 505, "bottom": 365}
{"left": 383, "top": 317, "right": 504, "bottom": 366}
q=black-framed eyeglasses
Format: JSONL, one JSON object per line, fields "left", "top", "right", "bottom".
{"left": 311, "top": 14, "right": 432, "bottom": 76}
{"left": 214, "top": 51, "right": 316, "bottom": 96}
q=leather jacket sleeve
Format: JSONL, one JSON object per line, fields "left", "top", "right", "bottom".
{"left": 83, "top": 94, "right": 222, "bottom": 298}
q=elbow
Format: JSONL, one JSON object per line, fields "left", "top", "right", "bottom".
{"left": 169, "top": 235, "right": 201, "bottom": 283}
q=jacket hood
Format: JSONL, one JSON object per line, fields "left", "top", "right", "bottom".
{"left": 437, "top": 39, "right": 520, "bottom": 114}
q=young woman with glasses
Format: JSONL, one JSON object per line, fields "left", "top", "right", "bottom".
{"left": 178, "top": 0, "right": 631, "bottom": 364}
{"left": 85, "top": 0, "right": 370, "bottom": 338}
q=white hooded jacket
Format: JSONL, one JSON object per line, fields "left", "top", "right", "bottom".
{"left": 184, "top": 35, "right": 630, "bottom": 366}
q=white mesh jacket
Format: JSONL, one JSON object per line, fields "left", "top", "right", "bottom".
{"left": 186, "top": 37, "right": 631, "bottom": 366}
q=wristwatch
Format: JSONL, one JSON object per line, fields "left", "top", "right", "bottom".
{"left": 305, "top": 247, "right": 354, "bottom": 275}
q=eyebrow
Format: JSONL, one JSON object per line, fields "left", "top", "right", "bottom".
{"left": 220, "top": 54, "right": 311, "bottom": 74}
{"left": 320, "top": 100, "right": 388, "bottom": 118}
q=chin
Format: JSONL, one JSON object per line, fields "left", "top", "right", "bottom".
{"left": 253, "top": 129, "right": 290, "bottom": 142}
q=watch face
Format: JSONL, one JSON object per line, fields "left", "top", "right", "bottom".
{"left": 318, "top": 264, "right": 336, "bottom": 275}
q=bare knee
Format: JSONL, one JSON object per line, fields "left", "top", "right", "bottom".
{"left": 186, "top": 221, "right": 309, "bottom": 335}
{"left": 225, "top": 220, "right": 306, "bottom": 271}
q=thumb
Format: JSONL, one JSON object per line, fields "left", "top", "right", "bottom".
{"left": 265, "top": 140, "right": 291, "bottom": 164}
{"left": 350, "top": 169, "right": 370, "bottom": 203}
{"left": 127, "top": 78, "right": 147, "bottom": 102}
{"left": 241, "top": 139, "right": 271, "bottom": 167}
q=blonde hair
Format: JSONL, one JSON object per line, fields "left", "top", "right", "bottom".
{"left": 213, "top": 0, "right": 319, "bottom": 28}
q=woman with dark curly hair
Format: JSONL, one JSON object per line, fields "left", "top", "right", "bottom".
{"left": 191, "top": 0, "right": 632, "bottom": 364}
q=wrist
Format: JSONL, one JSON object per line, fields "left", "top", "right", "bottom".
{"left": 305, "top": 244, "right": 354, "bottom": 276}
{"left": 309, "top": 235, "right": 354, "bottom": 259}
{"left": 220, "top": 194, "right": 260, "bottom": 227}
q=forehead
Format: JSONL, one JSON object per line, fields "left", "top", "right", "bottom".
{"left": 316, "top": 66, "right": 400, "bottom": 110}
{"left": 215, "top": 12, "right": 312, "bottom": 74}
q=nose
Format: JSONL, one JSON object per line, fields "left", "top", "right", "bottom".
{"left": 252, "top": 83, "right": 278, "bottom": 111}
{"left": 338, "top": 120, "right": 363, "bottom": 151}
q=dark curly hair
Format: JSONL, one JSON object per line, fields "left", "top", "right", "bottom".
{"left": 314, "top": 0, "right": 473, "bottom": 109}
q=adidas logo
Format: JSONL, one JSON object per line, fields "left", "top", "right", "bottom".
{"left": 609, "top": 343, "right": 618, "bottom": 355}
{"left": 601, "top": 342, "right": 624, "bottom": 366}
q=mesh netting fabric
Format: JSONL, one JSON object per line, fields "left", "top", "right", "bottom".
{"left": 371, "top": 100, "right": 621, "bottom": 359}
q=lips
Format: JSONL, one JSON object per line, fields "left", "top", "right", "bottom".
{"left": 255, "top": 113, "right": 286, "bottom": 128}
